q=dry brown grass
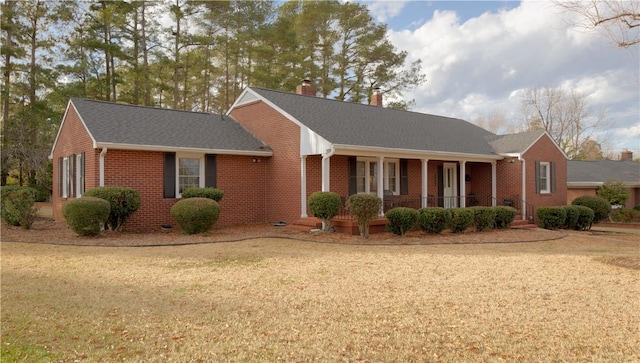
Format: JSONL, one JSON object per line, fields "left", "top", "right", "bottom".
{"left": 2, "top": 231, "right": 639, "bottom": 362}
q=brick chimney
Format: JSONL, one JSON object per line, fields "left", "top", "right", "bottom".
{"left": 296, "top": 79, "right": 316, "bottom": 97}
{"left": 620, "top": 149, "right": 633, "bottom": 161}
{"left": 370, "top": 87, "right": 382, "bottom": 107}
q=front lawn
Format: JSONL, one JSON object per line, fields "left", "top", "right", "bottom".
{"left": 2, "top": 235, "right": 639, "bottom": 362}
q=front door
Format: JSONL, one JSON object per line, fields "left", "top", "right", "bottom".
{"left": 443, "top": 163, "right": 457, "bottom": 208}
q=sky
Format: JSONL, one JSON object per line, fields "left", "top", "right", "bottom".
{"left": 360, "top": 0, "right": 639, "bottom": 158}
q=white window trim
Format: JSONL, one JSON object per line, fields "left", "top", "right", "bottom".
{"left": 539, "top": 161, "right": 551, "bottom": 194}
{"left": 62, "top": 156, "right": 69, "bottom": 198}
{"left": 356, "top": 157, "right": 400, "bottom": 195}
{"left": 176, "top": 153, "right": 204, "bottom": 198}
{"left": 75, "top": 153, "right": 83, "bottom": 197}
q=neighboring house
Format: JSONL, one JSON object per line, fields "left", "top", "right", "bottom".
{"left": 51, "top": 82, "right": 568, "bottom": 232}
{"left": 567, "top": 154, "right": 640, "bottom": 208}
{"left": 50, "top": 98, "right": 272, "bottom": 231}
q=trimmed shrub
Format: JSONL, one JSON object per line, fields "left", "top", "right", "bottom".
{"left": 448, "top": 208, "right": 474, "bottom": 233}
{"left": 84, "top": 187, "right": 141, "bottom": 231}
{"left": 574, "top": 206, "right": 594, "bottom": 230}
{"left": 597, "top": 181, "right": 630, "bottom": 207}
{"left": 0, "top": 187, "right": 39, "bottom": 229}
{"left": 634, "top": 205, "right": 640, "bottom": 211}
{"left": 610, "top": 208, "right": 640, "bottom": 223}
{"left": 469, "top": 206, "right": 496, "bottom": 232}
{"left": 347, "top": 194, "right": 382, "bottom": 238}
{"left": 563, "top": 205, "right": 581, "bottom": 230}
{"left": 494, "top": 206, "right": 517, "bottom": 229}
{"left": 417, "top": 208, "right": 451, "bottom": 234}
{"left": 62, "top": 197, "right": 111, "bottom": 236}
{"left": 181, "top": 187, "right": 224, "bottom": 202}
{"left": 571, "top": 195, "right": 611, "bottom": 225}
{"left": 170, "top": 197, "right": 220, "bottom": 235}
{"left": 308, "top": 191, "right": 341, "bottom": 232}
{"left": 385, "top": 207, "right": 418, "bottom": 236}
{"left": 537, "top": 206, "right": 566, "bottom": 230}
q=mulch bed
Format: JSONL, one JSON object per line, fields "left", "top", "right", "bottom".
{"left": 1, "top": 218, "right": 570, "bottom": 247}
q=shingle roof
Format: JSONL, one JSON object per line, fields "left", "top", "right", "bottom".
{"left": 69, "top": 98, "right": 270, "bottom": 154}
{"left": 249, "top": 87, "right": 499, "bottom": 156}
{"left": 487, "top": 130, "right": 546, "bottom": 154}
{"left": 568, "top": 160, "right": 640, "bottom": 185}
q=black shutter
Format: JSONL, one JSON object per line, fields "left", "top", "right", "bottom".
{"left": 164, "top": 152, "right": 176, "bottom": 198}
{"left": 348, "top": 156, "right": 357, "bottom": 196}
{"left": 205, "top": 154, "right": 217, "bottom": 188}
{"left": 550, "top": 161, "right": 556, "bottom": 193}
{"left": 400, "top": 159, "right": 409, "bottom": 195}
{"left": 79, "top": 152, "right": 85, "bottom": 195}
{"left": 437, "top": 166, "right": 444, "bottom": 207}
{"left": 58, "top": 157, "right": 63, "bottom": 197}
{"left": 535, "top": 161, "right": 541, "bottom": 194}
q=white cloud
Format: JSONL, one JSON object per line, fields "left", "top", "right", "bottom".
{"left": 387, "top": 0, "right": 639, "bottom": 153}
{"left": 364, "top": 0, "right": 408, "bottom": 23}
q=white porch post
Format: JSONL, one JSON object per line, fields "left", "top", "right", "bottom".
{"left": 491, "top": 161, "right": 497, "bottom": 207}
{"left": 300, "top": 156, "right": 308, "bottom": 217}
{"left": 421, "top": 159, "right": 429, "bottom": 208}
{"left": 378, "top": 156, "right": 384, "bottom": 215}
{"left": 460, "top": 161, "right": 466, "bottom": 208}
{"left": 321, "top": 154, "right": 330, "bottom": 192}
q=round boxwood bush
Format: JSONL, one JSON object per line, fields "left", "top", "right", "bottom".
{"left": 346, "top": 194, "right": 382, "bottom": 238}
{"left": 84, "top": 187, "right": 141, "bottom": 231}
{"left": 563, "top": 205, "right": 581, "bottom": 230}
{"left": 0, "top": 187, "right": 39, "bottom": 229}
{"left": 448, "top": 208, "right": 475, "bottom": 233}
{"left": 494, "top": 206, "right": 517, "bottom": 229}
{"left": 417, "top": 208, "right": 451, "bottom": 234}
{"left": 385, "top": 207, "right": 418, "bottom": 236}
{"left": 574, "top": 205, "right": 594, "bottom": 230}
{"left": 308, "top": 191, "right": 341, "bottom": 231}
{"left": 181, "top": 187, "right": 224, "bottom": 202}
{"left": 170, "top": 197, "right": 220, "bottom": 235}
{"left": 62, "top": 197, "right": 111, "bottom": 236}
{"left": 536, "top": 206, "right": 567, "bottom": 230}
{"left": 469, "top": 206, "right": 496, "bottom": 232}
{"left": 571, "top": 195, "right": 611, "bottom": 225}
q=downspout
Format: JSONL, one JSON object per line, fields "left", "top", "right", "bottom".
{"left": 99, "top": 147, "right": 108, "bottom": 187}
{"left": 519, "top": 155, "right": 526, "bottom": 220}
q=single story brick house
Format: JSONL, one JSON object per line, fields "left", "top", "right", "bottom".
{"left": 567, "top": 153, "right": 640, "bottom": 208}
{"left": 51, "top": 82, "right": 567, "bottom": 232}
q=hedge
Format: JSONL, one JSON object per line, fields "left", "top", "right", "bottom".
{"left": 448, "top": 208, "right": 474, "bottom": 233}
{"left": 84, "top": 187, "right": 141, "bottom": 231}
{"left": 308, "top": 191, "right": 341, "bottom": 231}
{"left": 417, "top": 208, "right": 451, "bottom": 234}
{"left": 385, "top": 207, "right": 418, "bottom": 236}
{"left": 537, "top": 206, "right": 566, "bottom": 230}
{"left": 181, "top": 187, "right": 224, "bottom": 202}
{"left": 62, "top": 197, "right": 111, "bottom": 236}
{"left": 171, "top": 197, "right": 221, "bottom": 235}
{"left": 347, "top": 194, "right": 382, "bottom": 238}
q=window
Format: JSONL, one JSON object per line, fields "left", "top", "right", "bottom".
{"left": 164, "top": 153, "right": 215, "bottom": 198}
{"left": 177, "top": 156, "right": 203, "bottom": 196}
{"left": 356, "top": 158, "right": 399, "bottom": 195}
{"left": 536, "top": 161, "right": 555, "bottom": 194}
{"left": 60, "top": 154, "right": 83, "bottom": 198}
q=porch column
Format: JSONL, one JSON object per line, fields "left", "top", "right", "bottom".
{"left": 321, "top": 154, "right": 330, "bottom": 192}
{"left": 378, "top": 156, "right": 384, "bottom": 215}
{"left": 491, "top": 161, "right": 497, "bottom": 206}
{"left": 421, "top": 159, "right": 429, "bottom": 208}
{"left": 460, "top": 161, "right": 466, "bottom": 208}
{"left": 301, "top": 156, "right": 308, "bottom": 217}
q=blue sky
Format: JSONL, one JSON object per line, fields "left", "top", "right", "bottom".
{"left": 358, "top": 0, "right": 639, "bottom": 158}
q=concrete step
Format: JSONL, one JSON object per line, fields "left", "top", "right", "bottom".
{"left": 511, "top": 218, "right": 538, "bottom": 229}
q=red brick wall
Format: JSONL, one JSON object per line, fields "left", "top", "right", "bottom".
{"left": 230, "top": 101, "right": 302, "bottom": 223}
{"left": 51, "top": 105, "right": 99, "bottom": 222}
{"left": 496, "top": 159, "right": 523, "bottom": 205}
{"left": 523, "top": 134, "right": 567, "bottom": 208}
{"left": 52, "top": 105, "right": 268, "bottom": 232}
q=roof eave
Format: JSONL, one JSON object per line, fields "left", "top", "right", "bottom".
{"left": 95, "top": 142, "right": 273, "bottom": 156}
{"left": 333, "top": 144, "right": 502, "bottom": 161}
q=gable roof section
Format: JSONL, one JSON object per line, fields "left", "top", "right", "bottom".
{"left": 52, "top": 98, "right": 271, "bottom": 156}
{"left": 243, "top": 87, "right": 500, "bottom": 158}
{"left": 568, "top": 160, "right": 640, "bottom": 187}
{"left": 487, "top": 130, "right": 546, "bottom": 155}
